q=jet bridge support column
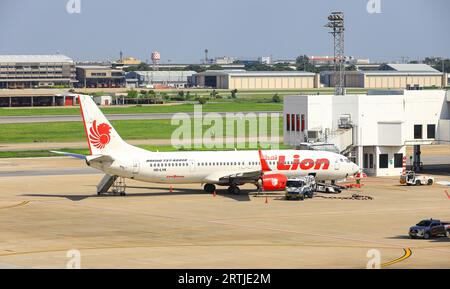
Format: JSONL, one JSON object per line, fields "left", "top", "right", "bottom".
{"left": 413, "top": 145, "right": 422, "bottom": 171}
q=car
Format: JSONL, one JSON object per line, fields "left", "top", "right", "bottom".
{"left": 409, "top": 219, "right": 450, "bottom": 239}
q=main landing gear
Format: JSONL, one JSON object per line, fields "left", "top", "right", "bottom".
{"left": 227, "top": 185, "right": 241, "bottom": 195}
{"left": 204, "top": 183, "right": 216, "bottom": 193}
{"left": 203, "top": 183, "right": 241, "bottom": 195}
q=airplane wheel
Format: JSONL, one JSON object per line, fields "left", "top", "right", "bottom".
{"left": 228, "top": 186, "right": 241, "bottom": 195}
{"left": 427, "top": 179, "right": 433, "bottom": 185}
{"left": 204, "top": 184, "right": 216, "bottom": 193}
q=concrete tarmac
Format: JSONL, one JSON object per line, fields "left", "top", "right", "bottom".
{"left": 0, "top": 157, "right": 449, "bottom": 268}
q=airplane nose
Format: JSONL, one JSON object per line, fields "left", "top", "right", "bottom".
{"left": 352, "top": 162, "right": 360, "bottom": 174}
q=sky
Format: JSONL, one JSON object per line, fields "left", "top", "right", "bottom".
{"left": 0, "top": 0, "right": 449, "bottom": 63}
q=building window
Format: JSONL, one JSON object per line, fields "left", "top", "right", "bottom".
{"left": 414, "top": 124, "right": 422, "bottom": 139}
{"left": 363, "top": 153, "right": 368, "bottom": 169}
{"left": 301, "top": 114, "right": 305, "bottom": 132}
{"left": 291, "top": 114, "right": 296, "bottom": 131}
{"left": 379, "top": 154, "right": 388, "bottom": 169}
{"left": 369, "top": 154, "right": 374, "bottom": 169}
{"left": 427, "top": 124, "right": 435, "bottom": 139}
{"left": 286, "top": 114, "right": 290, "bottom": 131}
{"left": 394, "top": 153, "right": 403, "bottom": 168}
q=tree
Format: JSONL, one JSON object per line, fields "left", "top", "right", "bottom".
{"left": 207, "top": 64, "right": 224, "bottom": 70}
{"left": 295, "top": 55, "right": 318, "bottom": 73}
{"left": 198, "top": 97, "right": 207, "bottom": 105}
{"left": 184, "top": 65, "right": 206, "bottom": 73}
{"left": 272, "top": 93, "right": 281, "bottom": 103}
{"left": 230, "top": 89, "right": 238, "bottom": 98}
{"left": 124, "top": 63, "right": 151, "bottom": 72}
{"left": 127, "top": 89, "right": 138, "bottom": 98}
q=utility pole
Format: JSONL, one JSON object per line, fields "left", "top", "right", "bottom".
{"left": 325, "top": 12, "right": 345, "bottom": 95}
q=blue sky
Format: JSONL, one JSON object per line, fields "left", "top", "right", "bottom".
{"left": 0, "top": 0, "right": 448, "bottom": 63}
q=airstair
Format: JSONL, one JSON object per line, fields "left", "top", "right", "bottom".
{"left": 97, "top": 174, "right": 126, "bottom": 196}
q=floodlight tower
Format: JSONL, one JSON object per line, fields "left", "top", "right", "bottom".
{"left": 325, "top": 12, "right": 345, "bottom": 95}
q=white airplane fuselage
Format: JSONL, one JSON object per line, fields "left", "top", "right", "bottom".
{"left": 89, "top": 149, "right": 359, "bottom": 185}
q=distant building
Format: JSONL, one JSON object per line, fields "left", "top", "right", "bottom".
{"left": 214, "top": 57, "right": 237, "bottom": 65}
{"left": 191, "top": 70, "right": 319, "bottom": 89}
{"left": 0, "top": 55, "right": 76, "bottom": 89}
{"left": 321, "top": 63, "right": 447, "bottom": 89}
{"left": 258, "top": 56, "right": 272, "bottom": 65}
{"left": 76, "top": 65, "right": 126, "bottom": 88}
{"left": 126, "top": 70, "right": 196, "bottom": 88}
{"left": 117, "top": 57, "right": 142, "bottom": 65}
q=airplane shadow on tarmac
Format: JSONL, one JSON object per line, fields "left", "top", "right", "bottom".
{"left": 22, "top": 186, "right": 254, "bottom": 202}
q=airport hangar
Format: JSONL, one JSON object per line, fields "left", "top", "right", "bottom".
{"left": 321, "top": 63, "right": 448, "bottom": 89}
{"left": 283, "top": 89, "right": 450, "bottom": 177}
{"left": 190, "top": 70, "right": 320, "bottom": 89}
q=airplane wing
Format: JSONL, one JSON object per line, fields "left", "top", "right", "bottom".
{"left": 204, "top": 170, "right": 263, "bottom": 184}
{"left": 50, "top": 150, "right": 87, "bottom": 160}
{"left": 50, "top": 151, "right": 114, "bottom": 163}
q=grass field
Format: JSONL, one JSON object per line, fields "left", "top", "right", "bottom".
{"left": 0, "top": 102, "right": 282, "bottom": 116}
{"left": 0, "top": 117, "right": 283, "bottom": 143}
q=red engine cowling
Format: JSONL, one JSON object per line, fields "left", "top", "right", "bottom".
{"left": 261, "top": 174, "right": 288, "bottom": 191}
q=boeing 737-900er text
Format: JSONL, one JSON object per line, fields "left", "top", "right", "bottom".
{"left": 52, "top": 95, "right": 360, "bottom": 195}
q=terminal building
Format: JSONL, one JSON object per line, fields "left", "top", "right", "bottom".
{"left": 283, "top": 89, "right": 450, "bottom": 177}
{"left": 321, "top": 64, "right": 448, "bottom": 89}
{"left": 191, "top": 70, "right": 319, "bottom": 89}
{"left": 75, "top": 65, "right": 126, "bottom": 88}
{"left": 0, "top": 55, "right": 76, "bottom": 89}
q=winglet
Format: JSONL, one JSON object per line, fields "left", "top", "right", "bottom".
{"left": 258, "top": 150, "right": 271, "bottom": 172}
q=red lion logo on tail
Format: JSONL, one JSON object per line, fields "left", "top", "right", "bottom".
{"left": 89, "top": 120, "right": 111, "bottom": 149}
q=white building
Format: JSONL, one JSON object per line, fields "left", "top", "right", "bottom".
{"left": 283, "top": 90, "right": 450, "bottom": 176}
{"left": 126, "top": 71, "right": 196, "bottom": 88}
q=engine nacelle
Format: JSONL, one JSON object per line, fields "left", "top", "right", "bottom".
{"left": 260, "top": 174, "right": 288, "bottom": 191}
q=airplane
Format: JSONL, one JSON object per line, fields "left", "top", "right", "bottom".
{"left": 52, "top": 95, "right": 360, "bottom": 195}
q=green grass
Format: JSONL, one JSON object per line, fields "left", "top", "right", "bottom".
{"left": 0, "top": 117, "right": 283, "bottom": 143}
{"left": 0, "top": 102, "right": 282, "bottom": 116}
{"left": 0, "top": 143, "right": 293, "bottom": 158}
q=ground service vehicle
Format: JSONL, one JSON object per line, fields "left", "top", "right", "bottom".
{"left": 400, "top": 171, "right": 434, "bottom": 186}
{"left": 285, "top": 176, "right": 316, "bottom": 200}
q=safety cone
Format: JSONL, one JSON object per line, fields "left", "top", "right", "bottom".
{"left": 265, "top": 196, "right": 268, "bottom": 204}
{"left": 170, "top": 186, "right": 173, "bottom": 193}
{"left": 213, "top": 190, "right": 217, "bottom": 198}
{"left": 445, "top": 190, "right": 450, "bottom": 200}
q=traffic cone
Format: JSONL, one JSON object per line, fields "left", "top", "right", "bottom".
{"left": 170, "top": 186, "right": 173, "bottom": 193}
{"left": 265, "top": 196, "right": 268, "bottom": 204}
{"left": 445, "top": 190, "right": 450, "bottom": 200}
{"left": 213, "top": 190, "right": 217, "bottom": 198}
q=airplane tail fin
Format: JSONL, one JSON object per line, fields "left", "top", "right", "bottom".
{"left": 78, "top": 94, "right": 128, "bottom": 155}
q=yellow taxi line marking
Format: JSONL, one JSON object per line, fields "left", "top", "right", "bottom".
{"left": 0, "top": 201, "right": 30, "bottom": 210}
{"left": 381, "top": 248, "right": 412, "bottom": 267}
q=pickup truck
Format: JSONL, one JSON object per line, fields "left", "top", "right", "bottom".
{"left": 409, "top": 219, "right": 450, "bottom": 239}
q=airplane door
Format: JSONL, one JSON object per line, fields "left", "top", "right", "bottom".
{"left": 132, "top": 160, "right": 140, "bottom": 175}
{"left": 189, "top": 160, "right": 196, "bottom": 172}
{"left": 334, "top": 160, "right": 340, "bottom": 170}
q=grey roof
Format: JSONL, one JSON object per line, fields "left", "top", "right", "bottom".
{"left": 128, "top": 70, "right": 196, "bottom": 82}
{"left": 0, "top": 54, "right": 74, "bottom": 63}
{"left": 197, "top": 70, "right": 315, "bottom": 77}
{"left": 383, "top": 63, "right": 440, "bottom": 73}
